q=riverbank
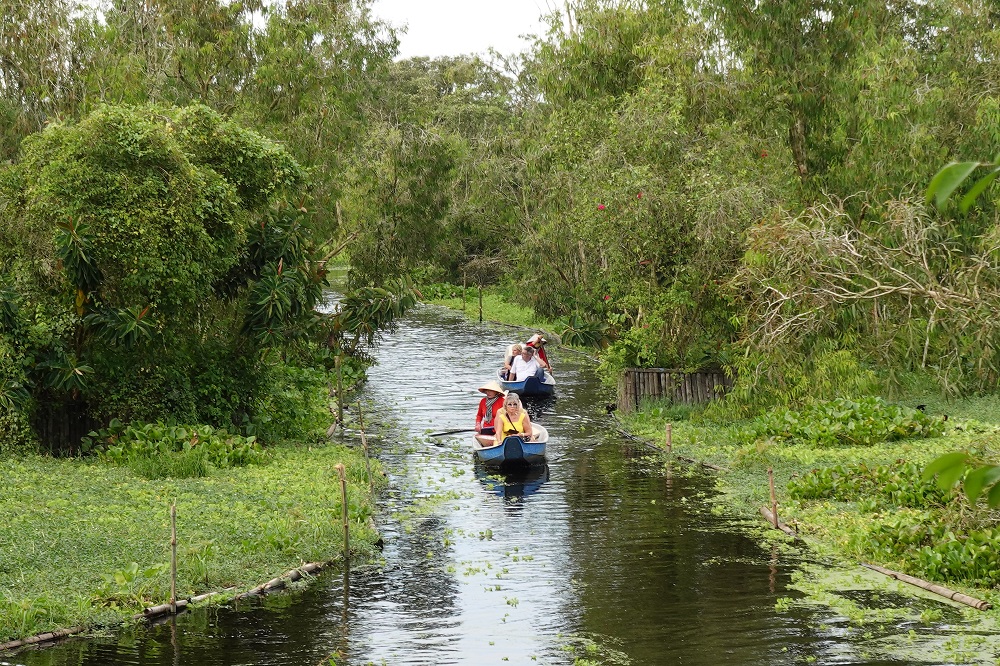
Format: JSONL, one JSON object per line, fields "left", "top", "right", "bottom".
{"left": 616, "top": 402, "right": 1000, "bottom": 634}
{"left": 423, "top": 286, "right": 564, "bottom": 336}
{"left": 0, "top": 440, "right": 382, "bottom": 645}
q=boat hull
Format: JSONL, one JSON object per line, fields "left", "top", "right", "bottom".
{"left": 497, "top": 369, "right": 556, "bottom": 397}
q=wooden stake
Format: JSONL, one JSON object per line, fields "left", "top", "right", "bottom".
{"left": 170, "top": 503, "right": 177, "bottom": 614}
{"left": 768, "top": 468, "right": 778, "bottom": 528}
{"left": 462, "top": 272, "right": 467, "bottom": 311}
{"left": 478, "top": 285, "right": 483, "bottom": 323}
{"left": 335, "top": 463, "right": 350, "bottom": 560}
{"left": 665, "top": 423, "right": 672, "bottom": 453}
{"left": 357, "top": 401, "right": 373, "bottom": 491}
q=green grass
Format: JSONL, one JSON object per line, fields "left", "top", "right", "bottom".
{"left": 425, "top": 289, "right": 564, "bottom": 338}
{"left": 0, "top": 442, "right": 382, "bottom": 643}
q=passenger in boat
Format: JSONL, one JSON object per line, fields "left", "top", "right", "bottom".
{"left": 525, "top": 333, "right": 552, "bottom": 373}
{"left": 501, "top": 343, "right": 523, "bottom": 380}
{"left": 509, "top": 344, "right": 544, "bottom": 382}
{"left": 494, "top": 393, "right": 535, "bottom": 444}
{"left": 475, "top": 380, "right": 506, "bottom": 436}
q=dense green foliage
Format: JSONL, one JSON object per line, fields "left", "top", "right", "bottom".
{"left": 384, "top": 0, "right": 1000, "bottom": 407}
{"left": 741, "top": 397, "right": 945, "bottom": 448}
{"left": 789, "top": 462, "right": 947, "bottom": 506}
{"left": 791, "top": 461, "right": 1000, "bottom": 587}
{"left": 0, "top": 104, "right": 326, "bottom": 448}
{"left": 10, "top": 0, "right": 1000, "bottom": 407}
{"left": 85, "top": 421, "right": 267, "bottom": 479}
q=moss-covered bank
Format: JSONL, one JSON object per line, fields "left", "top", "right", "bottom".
{"left": 618, "top": 401, "right": 1000, "bottom": 610}
{"left": 0, "top": 441, "right": 382, "bottom": 644}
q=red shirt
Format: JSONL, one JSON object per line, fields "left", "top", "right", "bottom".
{"left": 476, "top": 395, "right": 503, "bottom": 430}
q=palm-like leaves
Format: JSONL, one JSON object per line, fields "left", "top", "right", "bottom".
{"left": 0, "top": 380, "right": 30, "bottom": 412}
{"left": 84, "top": 305, "right": 154, "bottom": 347}
{"left": 41, "top": 354, "right": 94, "bottom": 394}
{"left": 55, "top": 217, "right": 102, "bottom": 296}
{"left": 338, "top": 281, "right": 419, "bottom": 349}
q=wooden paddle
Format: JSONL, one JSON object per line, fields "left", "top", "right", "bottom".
{"left": 428, "top": 428, "right": 477, "bottom": 437}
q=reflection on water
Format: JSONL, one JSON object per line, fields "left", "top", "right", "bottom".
{"left": 14, "top": 303, "right": 982, "bottom": 665}
{"left": 475, "top": 464, "right": 550, "bottom": 504}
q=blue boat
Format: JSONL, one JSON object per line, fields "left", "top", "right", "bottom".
{"left": 472, "top": 424, "right": 548, "bottom": 469}
{"left": 496, "top": 368, "right": 556, "bottom": 397}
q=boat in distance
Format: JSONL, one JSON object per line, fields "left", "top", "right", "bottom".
{"left": 496, "top": 368, "right": 556, "bottom": 397}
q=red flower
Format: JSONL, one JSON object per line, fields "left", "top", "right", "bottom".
{"left": 603, "top": 295, "right": 611, "bottom": 301}
{"left": 637, "top": 192, "right": 643, "bottom": 199}
{"left": 761, "top": 150, "right": 768, "bottom": 158}
{"left": 597, "top": 204, "right": 606, "bottom": 211}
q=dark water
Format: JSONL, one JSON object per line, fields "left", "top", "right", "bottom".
{"left": 11, "top": 305, "right": 987, "bottom": 665}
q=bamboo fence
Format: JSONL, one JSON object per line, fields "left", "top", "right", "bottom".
{"left": 617, "top": 368, "right": 732, "bottom": 412}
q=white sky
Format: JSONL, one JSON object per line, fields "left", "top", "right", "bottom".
{"left": 370, "top": 0, "right": 551, "bottom": 59}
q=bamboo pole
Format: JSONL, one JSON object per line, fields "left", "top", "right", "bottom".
{"left": 357, "top": 401, "right": 373, "bottom": 491}
{"left": 478, "top": 285, "right": 483, "bottom": 323}
{"left": 462, "top": 272, "right": 467, "bottom": 311}
{"left": 170, "top": 503, "right": 177, "bottom": 614}
{"left": 335, "top": 463, "right": 350, "bottom": 560}
{"left": 0, "top": 625, "right": 86, "bottom": 652}
{"left": 768, "top": 468, "right": 778, "bottom": 528}
{"left": 759, "top": 506, "right": 797, "bottom": 538}
{"left": 665, "top": 423, "right": 672, "bottom": 453}
{"left": 334, "top": 346, "right": 344, "bottom": 427}
{"left": 862, "top": 563, "right": 992, "bottom": 611}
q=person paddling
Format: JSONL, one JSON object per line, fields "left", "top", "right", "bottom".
{"left": 475, "top": 380, "right": 505, "bottom": 437}
{"left": 494, "top": 392, "right": 535, "bottom": 445}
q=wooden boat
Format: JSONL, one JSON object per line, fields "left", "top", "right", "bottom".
{"left": 473, "top": 424, "right": 548, "bottom": 469}
{"left": 496, "top": 368, "right": 556, "bottom": 397}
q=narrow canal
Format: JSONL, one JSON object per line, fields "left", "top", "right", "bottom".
{"left": 16, "top": 304, "right": 990, "bottom": 665}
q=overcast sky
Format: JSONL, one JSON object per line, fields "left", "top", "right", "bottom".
{"left": 370, "top": 0, "right": 551, "bottom": 59}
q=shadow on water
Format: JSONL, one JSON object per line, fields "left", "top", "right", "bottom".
{"left": 15, "top": 303, "right": 996, "bottom": 665}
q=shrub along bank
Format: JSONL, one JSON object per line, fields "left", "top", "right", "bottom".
{"left": 0, "top": 441, "right": 381, "bottom": 644}
{"left": 620, "top": 396, "right": 1000, "bottom": 609}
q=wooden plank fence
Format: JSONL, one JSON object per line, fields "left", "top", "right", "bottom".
{"left": 617, "top": 368, "right": 732, "bottom": 413}
{"left": 32, "top": 401, "right": 99, "bottom": 455}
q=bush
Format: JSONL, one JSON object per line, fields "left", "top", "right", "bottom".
{"left": 251, "top": 363, "right": 333, "bottom": 444}
{"left": 740, "top": 396, "right": 945, "bottom": 448}
{"left": 788, "top": 461, "right": 948, "bottom": 508}
{"left": 0, "top": 410, "right": 38, "bottom": 456}
{"left": 84, "top": 421, "right": 267, "bottom": 479}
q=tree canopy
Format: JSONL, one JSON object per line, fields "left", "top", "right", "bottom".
{"left": 6, "top": 0, "right": 1000, "bottom": 433}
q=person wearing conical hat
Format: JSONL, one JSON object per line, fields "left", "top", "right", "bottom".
{"left": 475, "top": 380, "right": 506, "bottom": 436}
